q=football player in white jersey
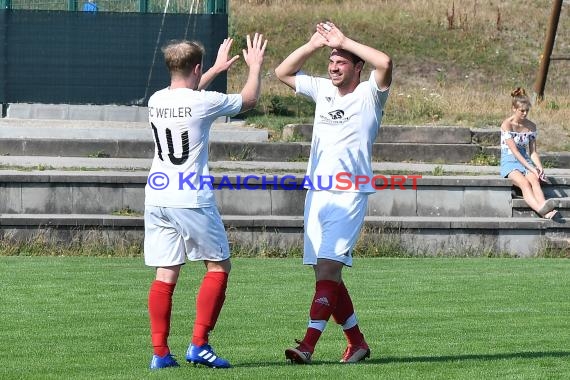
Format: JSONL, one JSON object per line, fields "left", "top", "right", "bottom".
{"left": 145, "top": 34, "right": 267, "bottom": 369}
{"left": 275, "top": 21, "right": 392, "bottom": 364}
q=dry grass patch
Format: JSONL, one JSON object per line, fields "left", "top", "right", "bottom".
{"left": 228, "top": 0, "right": 570, "bottom": 151}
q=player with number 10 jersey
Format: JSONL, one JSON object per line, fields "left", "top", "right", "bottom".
{"left": 144, "top": 35, "right": 267, "bottom": 370}
{"left": 146, "top": 89, "right": 241, "bottom": 208}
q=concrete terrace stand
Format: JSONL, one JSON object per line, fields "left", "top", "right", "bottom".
{"left": 0, "top": 104, "right": 569, "bottom": 256}
{"left": 0, "top": 171, "right": 569, "bottom": 257}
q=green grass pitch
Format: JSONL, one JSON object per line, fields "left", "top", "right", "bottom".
{"left": 1, "top": 257, "right": 569, "bottom": 379}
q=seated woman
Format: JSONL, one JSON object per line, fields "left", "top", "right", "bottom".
{"left": 500, "top": 87, "right": 558, "bottom": 219}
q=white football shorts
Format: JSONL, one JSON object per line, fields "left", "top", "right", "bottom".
{"left": 144, "top": 205, "right": 230, "bottom": 267}
{"left": 303, "top": 190, "right": 368, "bottom": 267}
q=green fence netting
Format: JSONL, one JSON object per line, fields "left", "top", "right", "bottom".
{"left": 1, "top": 0, "right": 227, "bottom": 13}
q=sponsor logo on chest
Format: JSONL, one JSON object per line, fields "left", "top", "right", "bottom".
{"left": 319, "top": 109, "right": 350, "bottom": 125}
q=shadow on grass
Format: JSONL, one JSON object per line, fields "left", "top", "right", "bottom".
{"left": 235, "top": 351, "right": 570, "bottom": 368}
{"left": 373, "top": 350, "right": 570, "bottom": 364}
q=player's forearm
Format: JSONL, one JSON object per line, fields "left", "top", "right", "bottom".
{"left": 275, "top": 43, "right": 318, "bottom": 81}
{"left": 239, "top": 65, "right": 262, "bottom": 112}
{"left": 340, "top": 38, "right": 391, "bottom": 71}
{"left": 197, "top": 67, "right": 220, "bottom": 91}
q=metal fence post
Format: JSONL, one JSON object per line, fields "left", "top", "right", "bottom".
{"left": 139, "top": 0, "right": 148, "bottom": 13}
{"left": 533, "top": 0, "right": 563, "bottom": 102}
{"left": 68, "top": 0, "right": 77, "bottom": 11}
{"left": 0, "top": 0, "right": 11, "bottom": 10}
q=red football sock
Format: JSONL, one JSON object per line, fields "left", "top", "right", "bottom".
{"left": 332, "top": 281, "right": 364, "bottom": 345}
{"left": 148, "top": 280, "right": 176, "bottom": 357}
{"left": 301, "top": 280, "right": 339, "bottom": 351}
{"left": 192, "top": 271, "right": 228, "bottom": 347}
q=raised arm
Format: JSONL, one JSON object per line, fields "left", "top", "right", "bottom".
{"left": 318, "top": 21, "right": 393, "bottom": 90}
{"left": 239, "top": 33, "right": 268, "bottom": 113}
{"left": 274, "top": 29, "right": 327, "bottom": 90}
{"left": 198, "top": 38, "right": 240, "bottom": 91}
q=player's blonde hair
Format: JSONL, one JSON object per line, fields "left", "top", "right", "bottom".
{"left": 162, "top": 40, "right": 204, "bottom": 76}
{"left": 511, "top": 87, "right": 531, "bottom": 110}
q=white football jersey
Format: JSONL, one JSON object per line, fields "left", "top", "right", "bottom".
{"left": 296, "top": 71, "right": 390, "bottom": 193}
{"left": 145, "top": 87, "right": 242, "bottom": 208}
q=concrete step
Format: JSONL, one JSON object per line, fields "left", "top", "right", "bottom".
{"left": 0, "top": 156, "right": 501, "bottom": 174}
{"left": 5, "top": 103, "right": 151, "bottom": 122}
{"left": 284, "top": 124, "right": 473, "bottom": 144}
{"left": 283, "top": 124, "right": 570, "bottom": 168}
{"left": 545, "top": 236, "right": 570, "bottom": 253}
{"left": 208, "top": 141, "right": 483, "bottom": 164}
{"left": 1, "top": 214, "right": 568, "bottom": 257}
{"left": 482, "top": 146, "right": 570, "bottom": 169}
{"left": 2, "top": 169, "right": 569, "bottom": 218}
{"left": 2, "top": 118, "right": 568, "bottom": 166}
{"left": 0, "top": 118, "right": 268, "bottom": 143}
{"left": 1, "top": 135, "right": 565, "bottom": 168}
{"left": 512, "top": 198, "right": 570, "bottom": 218}
{"left": 471, "top": 128, "right": 499, "bottom": 146}
{"left": 3, "top": 213, "right": 562, "bottom": 230}
{"left": 0, "top": 137, "right": 482, "bottom": 164}
{"left": 3, "top": 156, "right": 570, "bottom": 179}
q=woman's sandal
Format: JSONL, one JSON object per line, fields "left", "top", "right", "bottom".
{"left": 537, "top": 198, "right": 557, "bottom": 216}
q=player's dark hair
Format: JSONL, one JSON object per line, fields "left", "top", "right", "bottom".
{"left": 330, "top": 48, "right": 364, "bottom": 66}
{"left": 347, "top": 51, "right": 364, "bottom": 65}
{"left": 162, "top": 40, "right": 204, "bottom": 76}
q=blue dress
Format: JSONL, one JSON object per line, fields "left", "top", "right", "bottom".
{"left": 499, "top": 130, "right": 536, "bottom": 178}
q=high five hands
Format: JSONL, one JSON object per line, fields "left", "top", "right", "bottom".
{"left": 314, "top": 21, "right": 345, "bottom": 49}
